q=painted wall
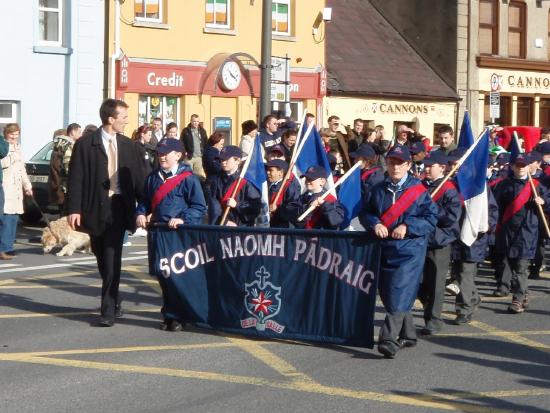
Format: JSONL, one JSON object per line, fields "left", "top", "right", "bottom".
{"left": 0, "top": 1, "right": 104, "bottom": 159}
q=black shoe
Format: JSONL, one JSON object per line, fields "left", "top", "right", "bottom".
{"left": 99, "top": 317, "right": 114, "bottom": 327}
{"left": 378, "top": 341, "right": 397, "bottom": 359}
{"left": 454, "top": 314, "right": 472, "bottom": 325}
{"left": 528, "top": 273, "right": 540, "bottom": 280}
{"left": 6, "top": 251, "right": 16, "bottom": 256}
{"left": 397, "top": 338, "right": 417, "bottom": 348}
{"left": 492, "top": 289, "right": 509, "bottom": 297}
{"left": 169, "top": 320, "right": 184, "bottom": 332}
{"left": 159, "top": 320, "right": 170, "bottom": 331}
{"left": 420, "top": 326, "right": 441, "bottom": 336}
{"left": 115, "top": 306, "right": 123, "bottom": 318}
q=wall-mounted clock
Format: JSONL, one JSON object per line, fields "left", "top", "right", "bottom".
{"left": 219, "top": 61, "right": 242, "bottom": 91}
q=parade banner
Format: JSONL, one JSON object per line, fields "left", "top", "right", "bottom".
{"left": 149, "top": 225, "right": 380, "bottom": 348}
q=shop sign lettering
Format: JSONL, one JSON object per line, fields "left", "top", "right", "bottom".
{"left": 147, "top": 72, "right": 184, "bottom": 88}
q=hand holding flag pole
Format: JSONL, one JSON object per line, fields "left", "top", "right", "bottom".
{"left": 512, "top": 131, "right": 550, "bottom": 238}
{"left": 430, "top": 128, "right": 488, "bottom": 199}
{"left": 297, "top": 161, "right": 362, "bottom": 222}
{"left": 219, "top": 147, "right": 254, "bottom": 226}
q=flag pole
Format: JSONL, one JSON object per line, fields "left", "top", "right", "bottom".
{"left": 512, "top": 131, "right": 550, "bottom": 238}
{"left": 430, "top": 128, "right": 489, "bottom": 199}
{"left": 271, "top": 120, "right": 314, "bottom": 208}
{"left": 219, "top": 146, "right": 254, "bottom": 226}
{"left": 297, "top": 161, "right": 362, "bottom": 222}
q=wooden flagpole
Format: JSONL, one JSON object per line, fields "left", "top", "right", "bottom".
{"left": 297, "top": 161, "right": 362, "bottom": 222}
{"left": 430, "top": 128, "right": 489, "bottom": 199}
{"left": 512, "top": 131, "right": 550, "bottom": 238}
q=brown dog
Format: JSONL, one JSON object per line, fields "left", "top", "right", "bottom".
{"left": 41, "top": 217, "right": 91, "bottom": 256}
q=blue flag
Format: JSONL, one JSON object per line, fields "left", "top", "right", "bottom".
{"left": 458, "top": 111, "right": 474, "bottom": 149}
{"left": 456, "top": 129, "right": 490, "bottom": 245}
{"left": 509, "top": 131, "right": 522, "bottom": 163}
{"left": 337, "top": 167, "right": 361, "bottom": 229}
{"left": 295, "top": 127, "right": 332, "bottom": 178}
{"left": 244, "top": 137, "right": 269, "bottom": 225}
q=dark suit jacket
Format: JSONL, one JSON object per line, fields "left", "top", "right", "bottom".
{"left": 66, "top": 129, "right": 145, "bottom": 236}
{"left": 180, "top": 124, "right": 208, "bottom": 160}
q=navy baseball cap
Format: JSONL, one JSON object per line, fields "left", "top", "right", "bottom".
{"left": 301, "top": 165, "right": 328, "bottom": 181}
{"left": 267, "top": 144, "right": 285, "bottom": 155}
{"left": 496, "top": 152, "right": 510, "bottom": 165}
{"left": 350, "top": 143, "right": 376, "bottom": 160}
{"left": 156, "top": 138, "right": 184, "bottom": 155}
{"left": 386, "top": 144, "right": 411, "bottom": 162}
{"left": 266, "top": 159, "right": 288, "bottom": 171}
{"left": 410, "top": 141, "right": 426, "bottom": 154}
{"left": 218, "top": 145, "right": 243, "bottom": 160}
{"left": 537, "top": 141, "right": 550, "bottom": 155}
{"left": 423, "top": 151, "right": 447, "bottom": 166}
{"left": 512, "top": 153, "right": 530, "bottom": 166}
{"left": 529, "top": 150, "right": 542, "bottom": 163}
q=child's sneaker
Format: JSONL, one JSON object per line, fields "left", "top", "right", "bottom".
{"left": 508, "top": 300, "right": 524, "bottom": 314}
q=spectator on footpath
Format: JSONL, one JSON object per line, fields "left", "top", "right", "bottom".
{"left": 372, "top": 125, "right": 391, "bottom": 171}
{"left": 258, "top": 114, "right": 281, "bottom": 152}
{"left": 344, "top": 118, "right": 365, "bottom": 151}
{"left": 150, "top": 117, "right": 163, "bottom": 147}
{"left": 394, "top": 124, "right": 414, "bottom": 147}
{"left": 132, "top": 124, "right": 156, "bottom": 175}
{"left": 360, "top": 145, "right": 438, "bottom": 358}
{"left": 66, "top": 99, "right": 146, "bottom": 327}
{"left": 435, "top": 125, "right": 457, "bottom": 156}
{"left": 305, "top": 112, "right": 315, "bottom": 127}
{"left": 203, "top": 132, "right": 225, "bottom": 207}
{"left": 239, "top": 120, "right": 259, "bottom": 159}
{"left": 280, "top": 129, "right": 297, "bottom": 163}
{"left": 207, "top": 145, "right": 261, "bottom": 226}
{"left": 0, "top": 131, "right": 11, "bottom": 259}
{"left": 180, "top": 114, "right": 208, "bottom": 178}
{"left": 62, "top": 123, "right": 83, "bottom": 178}
{"left": 48, "top": 128, "right": 72, "bottom": 214}
{"left": 136, "top": 138, "right": 206, "bottom": 332}
{"left": 82, "top": 124, "right": 98, "bottom": 137}
{"left": 327, "top": 115, "right": 352, "bottom": 171}
{"left": 319, "top": 128, "right": 331, "bottom": 153}
{"left": 165, "top": 122, "right": 179, "bottom": 139}
{"left": 0, "top": 123, "right": 33, "bottom": 260}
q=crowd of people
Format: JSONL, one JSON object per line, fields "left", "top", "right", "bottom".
{"left": 2, "top": 99, "right": 549, "bottom": 359}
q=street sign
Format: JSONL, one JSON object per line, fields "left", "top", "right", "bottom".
{"left": 490, "top": 73, "right": 501, "bottom": 92}
{"left": 490, "top": 91, "right": 500, "bottom": 119}
{"left": 271, "top": 56, "right": 290, "bottom": 102}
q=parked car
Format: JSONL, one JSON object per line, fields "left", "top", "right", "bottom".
{"left": 22, "top": 141, "right": 57, "bottom": 222}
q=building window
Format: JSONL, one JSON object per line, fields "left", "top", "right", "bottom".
{"left": 540, "top": 98, "right": 550, "bottom": 127}
{"left": 516, "top": 97, "right": 533, "bottom": 125}
{"left": 0, "top": 101, "right": 19, "bottom": 132}
{"left": 272, "top": 0, "right": 291, "bottom": 36}
{"left": 138, "top": 95, "right": 179, "bottom": 132}
{"left": 479, "top": 0, "right": 498, "bottom": 55}
{"left": 206, "top": 0, "right": 230, "bottom": 29}
{"left": 38, "top": 0, "right": 63, "bottom": 45}
{"left": 135, "top": 0, "right": 162, "bottom": 22}
{"left": 508, "top": 1, "right": 526, "bottom": 59}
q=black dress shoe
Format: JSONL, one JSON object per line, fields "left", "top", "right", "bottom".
{"left": 99, "top": 317, "right": 114, "bottom": 327}
{"left": 169, "top": 320, "right": 184, "bottom": 332}
{"left": 378, "top": 341, "right": 397, "bottom": 359}
{"left": 397, "top": 338, "right": 417, "bottom": 348}
{"left": 454, "top": 314, "right": 472, "bottom": 325}
{"left": 115, "top": 306, "right": 123, "bottom": 318}
{"left": 492, "top": 289, "right": 509, "bottom": 297}
{"left": 159, "top": 321, "right": 170, "bottom": 331}
{"left": 420, "top": 326, "right": 441, "bottom": 336}
{"left": 6, "top": 251, "right": 16, "bottom": 256}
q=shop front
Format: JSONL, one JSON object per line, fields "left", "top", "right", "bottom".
{"left": 477, "top": 68, "right": 550, "bottom": 131}
{"left": 324, "top": 96, "right": 457, "bottom": 144}
{"left": 116, "top": 55, "right": 325, "bottom": 145}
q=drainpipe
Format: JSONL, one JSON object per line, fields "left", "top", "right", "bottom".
{"left": 110, "top": 0, "right": 121, "bottom": 98}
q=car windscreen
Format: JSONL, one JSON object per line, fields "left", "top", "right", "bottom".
{"left": 29, "top": 142, "right": 54, "bottom": 162}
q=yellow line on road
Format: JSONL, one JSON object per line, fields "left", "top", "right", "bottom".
{"left": 470, "top": 320, "right": 550, "bottom": 354}
{"left": 0, "top": 281, "right": 157, "bottom": 290}
{"left": 0, "top": 307, "right": 158, "bottom": 319}
{"left": 3, "top": 355, "right": 514, "bottom": 412}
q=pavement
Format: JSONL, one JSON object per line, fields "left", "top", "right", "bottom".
{"left": 0, "top": 221, "right": 549, "bottom": 413}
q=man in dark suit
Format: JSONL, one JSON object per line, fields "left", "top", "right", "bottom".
{"left": 180, "top": 114, "right": 207, "bottom": 179}
{"left": 67, "top": 99, "right": 145, "bottom": 327}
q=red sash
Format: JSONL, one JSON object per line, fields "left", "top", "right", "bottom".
{"left": 151, "top": 171, "right": 192, "bottom": 212}
{"left": 361, "top": 167, "right": 380, "bottom": 181}
{"left": 380, "top": 183, "right": 426, "bottom": 228}
{"left": 270, "top": 175, "right": 294, "bottom": 207}
{"left": 221, "top": 177, "right": 247, "bottom": 208}
{"left": 498, "top": 180, "right": 538, "bottom": 229}
{"left": 544, "top": 165, "right": 550, "bottom": 177}
{"left": 489, "top": 177, "right": 505, "bottom": 188}
{"left": 305, "top": 193, "right": 336, "bottom": 229}
{"left": 431, "top": 180, "right": 457, "bottom": 203}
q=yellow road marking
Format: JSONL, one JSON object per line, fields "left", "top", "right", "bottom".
{"left": 2, "top": 355, "right": 515, "bottom": 412}
{"left": 0, "top": 307, "right": 158, "bottom": 319}
{"left": 0, "top": 281, "right": 157, "bottom": 290}
{"left": 469, "top": 320, "right": 550, "bottom": 354}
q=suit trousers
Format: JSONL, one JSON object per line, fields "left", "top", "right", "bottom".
{"left": 90, "top": 195, "right": 126, "bottom": 320}
{"left": 379, "top": 311, "right": 416, "bottom": 351}
{"left": 419, "top": 246, "right": 451, "bottom": 329}
{"left": 455, "top": 261, "right": 480, "bottom": 316}
{"left": 508, "top": 258, "right": 529, "bottom": 302}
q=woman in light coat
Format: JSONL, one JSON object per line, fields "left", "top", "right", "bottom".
{"left": 0, "top": 123, "right": 32, "bottom": 259}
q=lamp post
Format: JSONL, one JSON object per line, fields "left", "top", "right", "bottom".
{"left": 259, "top": 0, "right": 272, "bottom": 122}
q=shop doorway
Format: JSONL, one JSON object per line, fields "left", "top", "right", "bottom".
{"left": 539, "top": 98, "right": 550, "bottom": 128}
